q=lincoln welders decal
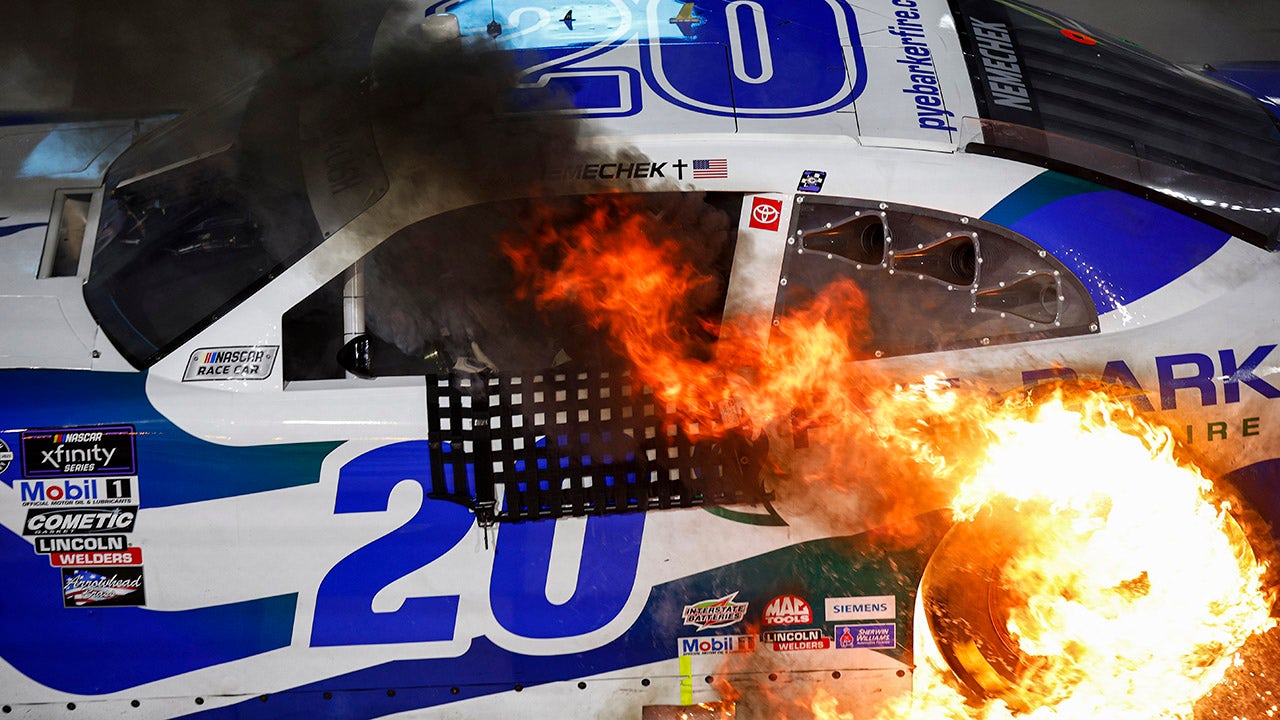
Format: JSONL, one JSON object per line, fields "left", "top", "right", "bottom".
{"left": 62, "top": 567, "right": 146, "bottom": 607}
{"left": 761, "top": 627, "right": 830, "bottom": 651}
{"left": 22, "top": 506, "right": 137, "bottom": 536}
{"left": 183, "top": 346, "right": 279, "bottom": 381}
{"left": 49, "top": 547, "right": 142, "bottom": 568}
{"left": 21, "top": 425, "right": 136, "bottom": 478}
{"left": 34, "top": 535, "right": 129, "bottom": 554}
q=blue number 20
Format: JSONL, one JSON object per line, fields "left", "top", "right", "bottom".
{"left": 311, "top": 441, "right": 647, "bottom": 646}
{"left": 311, "top": 441, "right": 470, "bottom": 647}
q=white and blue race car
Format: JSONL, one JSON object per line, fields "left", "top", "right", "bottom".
{"left": 2, "top": 0, "right": 1280, "bottom": 716}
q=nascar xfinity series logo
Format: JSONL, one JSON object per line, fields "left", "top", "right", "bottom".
{"left": 62, "top": 567, "right": 145, "bottom": 607}
{"left": 183, "top": 346, "right": 278, "bottom": 381}
{"left": 21, "top": 426, "right": 136, "bottom": 477}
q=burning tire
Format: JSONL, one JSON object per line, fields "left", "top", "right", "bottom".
{"left": 919, "top": 499, "right": 1261, "bottom": 712}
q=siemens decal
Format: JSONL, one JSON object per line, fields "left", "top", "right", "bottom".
{"left": 826, "top": 594, "right": 896, "bottom": 621}
{"left": 888, "top": 0, "right": 956, "bottom": 132}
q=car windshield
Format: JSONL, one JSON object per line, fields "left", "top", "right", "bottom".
{"left": 952, "top": 0, "right": 1280, "bottom": 248}
{"left": 85, "top": 28, "right": 387, "bottom": 367}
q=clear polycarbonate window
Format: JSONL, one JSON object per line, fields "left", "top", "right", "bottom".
{"left": 775, "top": 196, "right": 1098, "bottom": 359}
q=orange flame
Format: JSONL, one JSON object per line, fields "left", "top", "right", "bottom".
{"left": 506, "top": 194, "right": 871, "bottom": 432}
{"left": 503, "top": 193, "right": 1275, "bottom": 716}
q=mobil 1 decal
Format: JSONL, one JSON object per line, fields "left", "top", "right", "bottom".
{"left": 62, "top": 566, "right": 146, "bottom": 607}
{"left": 17, "top": 476, "right": 136, "bottom": 507}
{"left": 22, "top": 425, "right": 136, "bottom": 478}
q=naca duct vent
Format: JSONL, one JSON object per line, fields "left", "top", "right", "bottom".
{"left": 425, "top": 367, "right": 770, "bottom": 524}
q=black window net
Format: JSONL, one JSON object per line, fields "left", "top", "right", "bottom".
{"left": 425, "top": 367, "right": 770, "bottom": 524}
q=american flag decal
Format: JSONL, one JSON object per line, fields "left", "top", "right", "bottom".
{"left": 692, "top": 158, "right": 728, "bottom": 179}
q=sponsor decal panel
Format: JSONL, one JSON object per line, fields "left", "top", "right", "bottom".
{"left": 748, "top": 197, "right": 784, "bottom": 231}
{"left": 18, "top": 476, "right": 137, "bottom": 507}
{"left": 886, "top": 0, "right": 957, "bottom": 132}
{"left": 23, "top": 506, "right": 137, "bottom": 536}
{"left": 682, "top": 592, "right": 749, "bottom": 631}
{"left": 21, "top": 425, "right": 136, "bottom": 478}
{"left": 0, "top": 437, "right": 12, "bottom": 475}
{"left": 62, "top": 567, "right": 146, "bottom": 607}
{"left": 184, "top": 346, "right": 279, "bottom": 381}
{"left": 761, "top": 628, "right": 831, "bottom": 651}
{"left": 835, "top": 623, "right": 896, "bottom": 649}
{"left": 49, "top": 547, "right": 142, "bottom": 567}
{"left": 825, "top": 594, "right": 896, "bottom": 621}
{"left": 762, "top": 594, "right": 814, "bottom": 626}
{"left": 677, "top": 635, "right": 756, "bottom": 656}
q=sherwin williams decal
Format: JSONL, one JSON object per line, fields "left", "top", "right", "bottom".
{"left": 0, "top": 438, "right": 11, "bottom": 474}
{"left": 62, "top": 567, "right": 145, "bottom": 607}
{"left": 984, "top": 172, "right": 1230, "bottom": 310}
{"left": 21, "top": 425, "right": 135, "bottom": 477}
{"left": 682, "top": 592, "right": 749, "bottom": 631}
{"left": 182, "top": 346, "right": 279, "bottom": 381}
{"left": 0, "top": 370, "right": 339, "bottom": 507}
{"left": 835, "top": 623, "right": 895, "bottom": 649}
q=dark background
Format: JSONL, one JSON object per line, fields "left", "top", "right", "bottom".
{"left": 2, "top": 0, "right": 1278, "bottom": 113}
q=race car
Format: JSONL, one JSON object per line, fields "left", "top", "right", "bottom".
{"left": 3, "top": 0, "right": 1280, "bottom": 717}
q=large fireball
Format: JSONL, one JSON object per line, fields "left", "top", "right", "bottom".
{"left": 503, "top": 192, "right": 1275, "bottom": 718}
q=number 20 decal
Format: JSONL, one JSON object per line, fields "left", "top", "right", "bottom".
{"left": 426, "top": 0, "right": 866, "bottom": 119}
{"left": 311, "top": 441, "right": 645, "bottom": 647}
